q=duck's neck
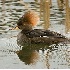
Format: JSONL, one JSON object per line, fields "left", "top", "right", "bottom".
{"left": 21, "top": 29, "right": 31, "bottom": 34}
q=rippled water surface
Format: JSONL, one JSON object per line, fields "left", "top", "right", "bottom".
{"left": 0, "top": 0, "right": 70, "bottom": 69}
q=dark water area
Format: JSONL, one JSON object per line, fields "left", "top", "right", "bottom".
{"left": 0, "top": 0, "right": 70, "bottom": 69}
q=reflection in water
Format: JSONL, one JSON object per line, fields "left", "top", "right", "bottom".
{"left": 16, "top": 44, "right": 53, "bottom": 68}
{"left": 46, "top": 51, "right": 50, "bottom": 69}
{"left": 16, "top": 47, "right": 39, "bottom": 65}
{"left": 16, "top": 36, "right": 70, "bottom": 69}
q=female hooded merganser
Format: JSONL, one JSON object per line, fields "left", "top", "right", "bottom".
{"left": 17, "top": 10, "right": 69, "bottom": 46}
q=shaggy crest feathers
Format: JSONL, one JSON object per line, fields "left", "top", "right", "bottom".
{"left": 17, "top": 10, "right": 39, "bottom": 30}
{"left": 23, "top": 11, "right": 39, "bottom": 26}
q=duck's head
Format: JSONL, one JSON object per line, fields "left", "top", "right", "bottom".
{"left": 17, "top": 10, "right": 39, "bottom": 31}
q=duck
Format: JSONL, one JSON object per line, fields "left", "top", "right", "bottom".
{"left": 17, "top": 10, "right": 69, "bottom": 46}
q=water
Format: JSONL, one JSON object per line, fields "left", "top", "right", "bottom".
{"left": 0, "top": 0, "right": 70, "bottom": 69}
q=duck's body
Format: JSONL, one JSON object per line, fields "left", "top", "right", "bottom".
{"left": 17, "top": 10, "right": 69, "bottom": 46}
{"left": 17, "top": 29, "right": 68, "bottom": 46}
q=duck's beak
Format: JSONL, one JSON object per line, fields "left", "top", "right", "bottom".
{"left": 14, "top": 26, "right": 20, "bottom": 30}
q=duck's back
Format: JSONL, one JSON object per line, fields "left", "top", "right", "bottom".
{"left": 17, "top": 29, "right": 68, "bottom": 45}
{"left": 23, "top": 29, "right": 66, "bottom": 38}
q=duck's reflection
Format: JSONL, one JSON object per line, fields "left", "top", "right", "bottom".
{"left": 16, "top": 33, "right": 58, "bottom": 65}
{"left": 16, "top": 40, "right": 53, "bottom": 65}
{"left": 16, "top": 47, "right": 39, "bottom": 65}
